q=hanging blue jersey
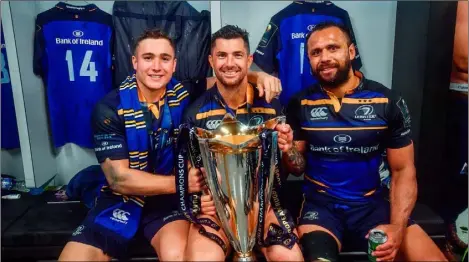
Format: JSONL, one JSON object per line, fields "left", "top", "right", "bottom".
{"left": 1, "top": 26, "right": 20, "bottom": 150}
{"left": 33, "top": 2, "right": 114, "bottom": 148}
{"left": 253, "top": 1, "right": 362, "bottom": 107}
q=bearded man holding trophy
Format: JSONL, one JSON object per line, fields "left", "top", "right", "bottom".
{"left": 176, "top": 25, "right": 305, "bottom": 261}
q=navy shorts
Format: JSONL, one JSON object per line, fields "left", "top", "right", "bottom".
{"left": 69, "top": 193, "right": 186, "bottom": 258}
{"left": 297, "top": 193, "right": 415, "bottom": 251}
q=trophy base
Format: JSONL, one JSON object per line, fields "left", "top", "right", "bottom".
{"left": 233, "top": 252, "right": 256, "bottom": 262}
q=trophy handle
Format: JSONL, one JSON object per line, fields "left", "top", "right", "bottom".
{"left": 246, "top": 116, "right": 286, "bottom": 133}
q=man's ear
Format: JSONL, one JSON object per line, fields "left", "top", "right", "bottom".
{"left": 173, "top": 58, "right": 177, "bottom": 73}
{"left": 208, "top": 54, "right": 214, "bottom": 69}
{"left": 247, "top": 54, "right": 253, "bottom": 69}
{"left": 132, "top": 55, "right": 137, "bottom": 70}
{"left": 348, "top": 43, "right": 356, "bottom": 60}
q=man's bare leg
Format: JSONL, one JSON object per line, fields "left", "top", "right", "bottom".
{"left": 396, "top": 224, "right": 448, "bottom": 261}
{"left": 184, "top": 215, "right": 230, "bottom": 261}
{"left": 59, "top": 242, "right": 111, "bottom": 261}
{"left": 151, "top": 220, "right": 190, "bottom": 261}
{"left": 260, "top": 208, "right": 304, "bottom": 261}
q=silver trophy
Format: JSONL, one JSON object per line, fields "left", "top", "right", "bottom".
{"left": 190, "top": 114, "right": 285, "bottom": 261}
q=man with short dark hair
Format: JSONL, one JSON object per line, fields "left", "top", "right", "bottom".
{"left": 183, "top": 25, "right": 304, "bottom": 261}
{"left": 58, "top": 27, "right": 283, "bottom": 261}
{"left": 284, "top": 21, "right": 448, "bottom": 261}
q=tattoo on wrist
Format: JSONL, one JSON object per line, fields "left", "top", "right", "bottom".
{"left": 286, "top": 146, "right": 305, "bottom": 172}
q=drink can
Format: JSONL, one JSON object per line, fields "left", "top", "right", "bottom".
{"left": 368, "top": 229, "right": 387, "bottom": 262}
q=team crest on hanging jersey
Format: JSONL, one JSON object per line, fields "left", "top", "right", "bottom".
{"left": 259, "top": 22, "right": 278, "bottom": 48}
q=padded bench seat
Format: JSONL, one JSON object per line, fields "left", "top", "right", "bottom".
{"left": 2, "top": 183, "right": 446, "bottom": 261}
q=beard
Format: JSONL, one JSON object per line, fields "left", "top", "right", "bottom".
{"left": 312, "top": 58, "right": 351, "bottom": 88}
{"left": 215, "top": 67, "right": 246, "bottom": 89}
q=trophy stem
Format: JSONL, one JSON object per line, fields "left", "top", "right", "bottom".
{"left": 233, "top": 252, "right": 256, "bottom": 262}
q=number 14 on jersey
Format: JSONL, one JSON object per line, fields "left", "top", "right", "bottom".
{"left": 65, "top": 50, "right": 98, "bottom": 82}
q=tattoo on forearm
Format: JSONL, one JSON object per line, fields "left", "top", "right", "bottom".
{"left": 286, "top": 145, "right": 305, "bottom": 173}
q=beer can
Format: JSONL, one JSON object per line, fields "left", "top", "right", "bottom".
{"left": 368, "top": 229, "right": 387, "bottom": 262}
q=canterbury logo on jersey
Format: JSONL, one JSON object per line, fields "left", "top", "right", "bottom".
{"left": 206, "top": 120, "right": 222, "bottom": 130}
{"left": 310, "top": 107, "right": 328, "bottom": 120}
{"left": 111, "top": 209, "right": 130, "bottom": 224}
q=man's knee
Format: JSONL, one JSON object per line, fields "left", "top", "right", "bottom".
{"left": 300, "top": 231, "right": 339, "bottom": 261}
{"left": 155, "top": 245, "right": 185, "bottom": 261}
{"left": 399, "top": 224, "right": 448, "bottom": 261}
{"left": 184, "top": 224, "right": 228, "bottom": 261}
{"left": 59, "top": 241, "right": 111, "bottom": 261}
{"left": 185, "top": 240, "right": 226, "bottom": 261}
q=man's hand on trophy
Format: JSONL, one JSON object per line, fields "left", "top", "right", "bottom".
{"left": 200, "top": 194, "right": 216, "bottom": 216}
{"left": 275, "top": 123, "right": 293, "bottom": 153}
{"left": 189, "top": 167, "right": 206, "bottom": 193}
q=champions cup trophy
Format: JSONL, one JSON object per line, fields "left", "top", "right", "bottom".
{"left": 190, "top": 114, "right": 285, "bottom": 261}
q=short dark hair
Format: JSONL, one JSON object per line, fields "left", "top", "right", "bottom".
{"left": 306, "top": 21, "right": 353, "bottom": 50}
{"left": 133, "top": 28, "right": 176, "bottom": 55}
{"left": 211, "top": 25, "right": 250, "bottom": 53}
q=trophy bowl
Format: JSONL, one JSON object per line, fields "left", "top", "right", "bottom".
{"left": 190, "top": 114, "right": 285, "bottom": 261}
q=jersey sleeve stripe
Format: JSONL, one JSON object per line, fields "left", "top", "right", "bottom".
{"left": 251, "top": 107, "right": 277, "bottom": 115}
{"left": 196, "top": 109, "right": 227, "bottom": 120}
{"left": 364, "top": 189, "right": 376, "bottom": 196}
{"left": 301, "top": 99, "right": 341, "bottom": 112}
{"left": 304, "top": 175, "right": 330, "bottom": 188}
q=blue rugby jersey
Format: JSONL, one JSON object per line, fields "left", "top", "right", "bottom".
{"left": 1, "top": 26, "right": 20, "bottom": 150}
{"left": 183, "top": 83, "right": 282, "bottom": 130}
{"left": 253, "top": 1, "right": 362, "bottom": 107}
{"left": 33, "top": 2, "right": 114, "bottom": 148}
{"left": 91, "top": 80, "right": 204, "bottom": 175}
{"left": 287, "top": 72, "right": 412, "bottom": 201}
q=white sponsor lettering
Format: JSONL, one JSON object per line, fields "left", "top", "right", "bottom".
{"left": 291, "top": 32, "right": 305, "bottom": 39}
{"left": 400, "top": 129, "right": 411, "bottom": 136}
{"left": 55, "top": 37, "right": 104, "bottom": 46}
{"left": 255, "top": 49, "right": 265, "bottom": 56}
{"left": 56, "top": 38, "right": 71, "bottom": 44}
{"left": 94, "top": 143, "right": 123, "bottom": 152}
{"left": 310, "top": 144, "right": 380, "bottom": 154}
{"left": 66, "top": 5, "right": 85, "bottom": 10}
